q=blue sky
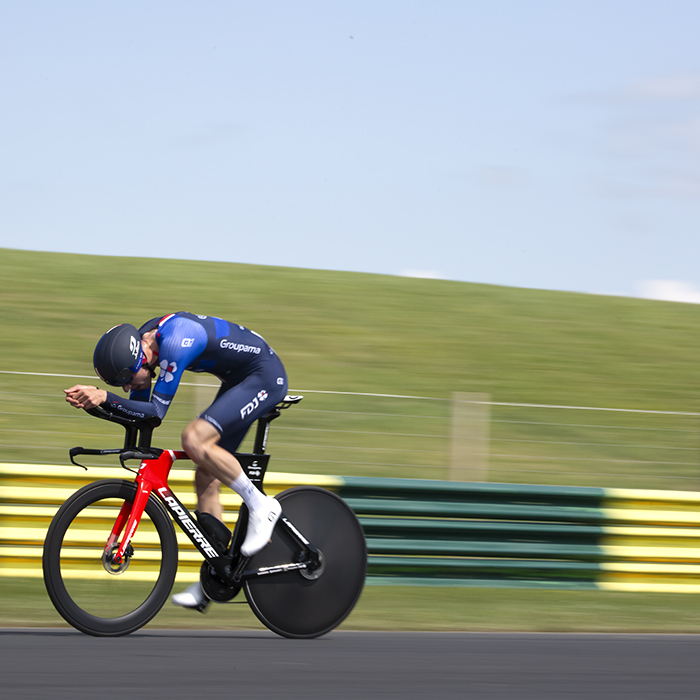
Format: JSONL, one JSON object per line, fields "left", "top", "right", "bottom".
{"left": 2, "top": 2, "right": 700, "bottom": 301}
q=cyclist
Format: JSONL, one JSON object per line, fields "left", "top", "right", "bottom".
{"left": 64, "top": 312, "right": 288, "bottom": 611}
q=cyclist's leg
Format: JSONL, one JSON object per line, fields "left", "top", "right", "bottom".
{"left": 173, "top": 363, "right": 287, "bottom": 609}
{"left": 172, "top": 424, "right": 249, "bottom": 610}
{"left": 194, "top": 469, "right": 223, "bottom": 520}
{"left": 173, "top": 418, "right": 248, "bottom": 610}
{"left": 192, "top": 368, "right": 288, "bottom": 554}
{"left": 187, "top": 373, "right": 272, "bottom": 522}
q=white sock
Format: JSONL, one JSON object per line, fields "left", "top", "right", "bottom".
{"left": 229, "top": 472, "right": 266, "bottom": 511}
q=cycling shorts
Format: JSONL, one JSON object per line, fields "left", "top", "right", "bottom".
{"left": 199, "top": 354, "right": 288, "bottom": 454}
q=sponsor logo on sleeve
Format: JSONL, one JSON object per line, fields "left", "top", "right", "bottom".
{"left": 159, "top": 360, "right": 177, "bottom": 382}
{"left": 182, "top": 338, "right": 195, "bottom": 348}
{"left": 111, "top": 401, "right": 146, "bottom": 419}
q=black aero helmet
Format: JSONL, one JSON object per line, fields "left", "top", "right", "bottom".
{"left": 93, "top": 323, "right": 145, "bottom": 386}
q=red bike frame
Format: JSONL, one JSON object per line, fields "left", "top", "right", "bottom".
{"left": 106, "top": 449, "right": 197, "bottom": 567}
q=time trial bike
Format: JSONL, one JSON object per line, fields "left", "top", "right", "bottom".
{"left": 42, "top": 395, "right": 367, "bottom": 638}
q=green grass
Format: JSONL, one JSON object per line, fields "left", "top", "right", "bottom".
{"left": 6, "top": 578, "right": 700, "bottom": 633}
{"left": 1, "top": 247, "right": 699, "bottom": 488}
{"left": 2, "top": 247, "right": 700, "bottom": 631}
{"left": 2, "top": 247, "right": 699, "bottom": 408}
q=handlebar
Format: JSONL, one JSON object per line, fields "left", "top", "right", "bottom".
{"left": 69, "top": 445, "right": 164, "bottom": 470}
{"left": 70, "top": 394, "right": 304, "bottom": 469}
{"left": 73, "top": 405, "right": 162, "bottom": 464}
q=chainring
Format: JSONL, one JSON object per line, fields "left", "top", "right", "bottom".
{"left": 200, "top": 561, "right": 241, "bottom": 602}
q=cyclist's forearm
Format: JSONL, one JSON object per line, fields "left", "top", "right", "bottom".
{"left": 103, "top": 391, "right": 169, "bottom": 422}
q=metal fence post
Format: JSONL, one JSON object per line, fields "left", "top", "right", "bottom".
{"left": 449, "top": 392, "right": 490, "bottom": 482}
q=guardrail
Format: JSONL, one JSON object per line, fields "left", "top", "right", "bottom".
{"left": 2, "top": 463, "right": 700, "bottom": 591}
{"left": 337, "top": 477, "right": 700, "bottom": 591}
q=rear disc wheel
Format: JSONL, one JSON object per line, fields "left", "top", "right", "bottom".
{"left": 244, "top": 486, "right": 366, "bottom": 639}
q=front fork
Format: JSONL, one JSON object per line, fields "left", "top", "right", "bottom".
{"left": 102, "top": 479, "right": 154, "bottom": 572}
{"left": 101, "top": 449, "right": 183, "bottom": 572}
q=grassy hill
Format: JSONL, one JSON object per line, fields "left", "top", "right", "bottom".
{"left": 2, "top": 247, "right": 699, "bottom": 407}
{"left": 1, "top": 247, "right": 699, "bottom": 488}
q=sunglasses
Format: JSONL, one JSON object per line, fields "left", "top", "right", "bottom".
{"left": 112, "top": 356, "right": 158, "bottom": 387}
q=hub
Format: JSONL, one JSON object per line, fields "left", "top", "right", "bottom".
{"left": 300, "top": 549, "right": 325, "bottom": 580}
{"left": 102, "top": 543, "right": 134, "bottom": 575}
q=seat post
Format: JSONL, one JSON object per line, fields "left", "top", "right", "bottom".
{"left": 252, "top": 408, "right": 281, "bottom": 454}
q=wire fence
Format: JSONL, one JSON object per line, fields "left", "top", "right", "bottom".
{"left": 0, "top": 371, "right": 699, "bottom": 490}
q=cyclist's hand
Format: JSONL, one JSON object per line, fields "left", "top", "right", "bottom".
{"left": 64, "top": 385, "right": 108, "bottom": 410}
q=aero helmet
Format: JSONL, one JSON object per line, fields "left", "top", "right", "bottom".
{"left": 93, "top": 324, "right": 145, "bottom": 386}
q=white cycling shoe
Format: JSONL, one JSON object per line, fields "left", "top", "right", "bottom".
{"left": 240, "top": 496, "right": 282, "bottom": 557}
{"left": 171, "top": 582, "right": 209, "bottom": 612}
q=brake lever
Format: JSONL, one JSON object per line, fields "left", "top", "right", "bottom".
{"left": 69, "top": 447, "right": 89, "bottom": 470}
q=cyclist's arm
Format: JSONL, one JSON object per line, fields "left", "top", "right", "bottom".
{"left": 102, "top": 390, "right": 166, "bottom": 421}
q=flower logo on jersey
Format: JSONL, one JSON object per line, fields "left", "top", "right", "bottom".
{"left": 159, "top": 360, "right": 177, "bottom": 383}
{"left": 258, "top": 390, "right": 268, "bottom": 402}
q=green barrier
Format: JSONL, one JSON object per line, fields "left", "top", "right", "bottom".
{"left": 333, "top": 476, "right": 700, "bottom": 591}
{"left": 2, "top": 464, "right": 700, "bottom": 591}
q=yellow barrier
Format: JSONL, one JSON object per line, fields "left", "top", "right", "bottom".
{"left": 4, "top": 463, "right": 700, "bottom": 591}
{"left": 0, "top": 463, "right": 338, "bottom": 583}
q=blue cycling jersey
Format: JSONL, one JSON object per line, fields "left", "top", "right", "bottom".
{"left": 103, "top": 312, "right": 286, "bottom": 426}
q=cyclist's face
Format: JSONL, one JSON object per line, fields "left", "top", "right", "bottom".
{"left": 122, "top": 342, "right": 158, "bottom": 392}
{"left": 122, "top": 366, "right": 153, "bottom": 392}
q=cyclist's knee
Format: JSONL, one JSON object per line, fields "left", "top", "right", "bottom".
{"left": 181, "top": 419, "right": 219, "bottom": 463}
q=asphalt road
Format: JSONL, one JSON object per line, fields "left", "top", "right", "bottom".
{"left": 1, "top": 629, "right": 699, "bottom": 699}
